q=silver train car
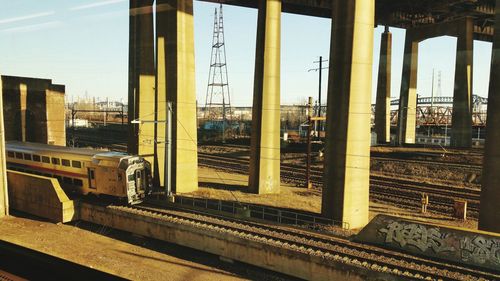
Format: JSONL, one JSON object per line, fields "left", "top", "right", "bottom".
{"left": 6, "top": 141, "right": 151, "bottom": 204}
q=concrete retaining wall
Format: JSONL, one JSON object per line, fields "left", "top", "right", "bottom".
{"left": 7, "top": 170, "right": 77, "bottom": 223}
{"left": 79, "top": 203, "right": 399, "bottom": 281}
{"left": 355, "top": 214, "right": 500, "bottom": 272}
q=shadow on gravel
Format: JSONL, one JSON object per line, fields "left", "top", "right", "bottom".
{"left": 198, "top": 181, "right": 248, "bottom": 192}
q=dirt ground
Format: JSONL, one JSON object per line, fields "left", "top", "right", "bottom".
{"left": 0, "top": 213, "right": 295, "bottom": 281}
{"left": 194, "top": 166, "right": 478, "bottom": 231}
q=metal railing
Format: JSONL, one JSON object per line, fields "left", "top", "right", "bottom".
{"left": 173, "top": 195, "right": 350, "bottom": 230}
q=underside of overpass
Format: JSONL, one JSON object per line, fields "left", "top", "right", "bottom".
{"left": 200, "top": 0, "right": 496, "bottom": 40}
{"left": 124, "top": 0, "right": 500, "bottom": 231}
{"left": 3, "top": 0, "right": 499, "bottom": 233}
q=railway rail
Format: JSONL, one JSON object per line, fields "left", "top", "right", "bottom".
{"left": 198, "top": 153, "right": 480, "bottom": 218}
{"left": 67, "top": 134, "right": 482, "bottom": 218}
{"left": 370, "top": 156, "right": 482, "bottom": 174}
{"left": 117, "top": 202, "right": 499, "bottom": 280}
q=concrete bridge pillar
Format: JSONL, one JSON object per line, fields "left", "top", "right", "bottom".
{"left": 20, "top": 84, "right": 27, "bottom": 142}
{"left": 249, "top": 0, "right": 281, "bottom": 194}
{"left": 479, "top": 0, "right": 500, "bottom": 233}
{"left": 451, "top": 17, "right": 474, "bottom": 148}
{"left": 0, "top": 77, "right": 7, "bottom": 217}
{"left": 375, "top": 26, "right": 392, "bottom": 144}
{"left": 397, "top": 31, "right": 419, "bottom": 145}
{"left": 322, "top": 0, "right": 374, "bottom": 229}
{"left": 128, "top": 0, "right": 155, "bottom": 157}
{"left": 156, "top": 0, "right": 198, "bottom": 193}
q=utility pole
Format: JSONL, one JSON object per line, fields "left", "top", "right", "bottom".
{"left": 308, "top": 56, "right": 328, "bottom": 118}
{"left": 431, "top": 68, "right": 435, "bottom": 108}
{"left": 131, "top": 102, "right": 173, "bottom": 200}
{"left": 308, "top": 56, "right": 328, "bottom": 135}
{"left": 165, "top": 102, "right": 172, "bottom": 199}
{"left": 306, "top": 97, "right": 313, "bottom": 189}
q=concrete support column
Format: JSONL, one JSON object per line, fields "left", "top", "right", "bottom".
{"left": 479, "top": 0, "right": 500, "bottom": 233}
{"left": 397, "top": 32, "right": 418, "bottom": 145}
{"left": 451, "top": 17, "right": 474, "bottom": 148}
{"left": 0, "top": 77, "right": 7, "bottom": 217}
{"left": 322, "top": 0, "right": 374, "bottom": 229}
{"left": 375, "top": 27, "right": 392, "bottom": 144}
{"left": 248, "top": 0, "right": 281, "bottom": 194}
{"left": 128, "top": 0, "right": 155, "bottom": 155}
{"left": 20, "top": 83, "right": 27, "bottom": 142}
{"left": 156, "top": 0, "right": 198, "bottom": 193}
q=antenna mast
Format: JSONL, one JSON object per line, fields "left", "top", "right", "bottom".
{"left": 203, "top": 4, "right": 232, "bottom": 142}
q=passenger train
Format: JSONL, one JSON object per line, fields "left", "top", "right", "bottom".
{"left": 6, "top": 141, "right": 151, "bottom": 204}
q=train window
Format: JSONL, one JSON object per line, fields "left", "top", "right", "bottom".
{"left": 128, "top": 174, "right": 135, "bottom": 181}
{"left": 90, "top": 170, "right": 95, "bottom": 179}
{"left": 73, "top": 179, "right": 83, "bottom": 186}
{"left": 51, "top": 158, "right": 60, "bottom": 165}
{"left": 7, "top": 151, "right": 14, "bottom": 158}
{"left": 63, "top": 177, "right": 72, "bottom": 184}
{"left": 62, "top": 159, "right": 70, "bottom": 167}
{"left": 72, "top": 161, "right": 82, "bottom": 168}
{"left": 15, "top": 152, "right": 23, "bottom": 159}
{"left": 23, "top": 153, "right": 32, "bottom": 161}
{"left": 42, "top": 156, "right": 50, "bottom": 163}
{"left": 32, "top": 155, "right": 41, "bottom": 162}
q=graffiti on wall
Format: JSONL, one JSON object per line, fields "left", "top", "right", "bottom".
{"left": 461, "top": 236, "right": 500, "bottom": 265}
{"left": 378, "top": 221, "right": 455, "bottom": 253}
{"left": 378, "top": 220, "right": 500, "bottom": 267}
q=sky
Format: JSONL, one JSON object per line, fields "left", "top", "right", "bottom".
{"left": 0, "top": 0, "right": 494, "bottom": 106}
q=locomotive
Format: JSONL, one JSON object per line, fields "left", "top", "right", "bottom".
{"left": 5, "top": 141, "right": 151, "bottom": 204}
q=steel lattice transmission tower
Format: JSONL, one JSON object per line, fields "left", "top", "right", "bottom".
{"left": 203, "top": 4, "right": 232, "bottom": 141}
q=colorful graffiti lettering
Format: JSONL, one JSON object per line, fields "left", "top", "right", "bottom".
{"left": 379, "top": 221, "right": 455, "bottom": 253}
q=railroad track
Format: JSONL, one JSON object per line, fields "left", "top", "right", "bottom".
{"left": 201, "top": 144, "right": 483, "bottom": 173}
{"left": 370, "top": 156, "right": 483, "bottom": 174}
{"left": 198, "top": 153, "right": 480, "bottom": 218}
{"left": 116, "top": 202, "right": 499, "bottom": 280}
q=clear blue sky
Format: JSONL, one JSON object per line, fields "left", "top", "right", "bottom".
{"left": 0, "top": 0, "right": 493, "bottom": 106}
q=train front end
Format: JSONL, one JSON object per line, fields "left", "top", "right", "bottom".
{"left": 120, "top": 156, "right": 151, "bottom": 204}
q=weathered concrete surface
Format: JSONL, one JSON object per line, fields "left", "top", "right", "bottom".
{"left": 322, "top": 0, "right": 373, "bottom": 229}
{"left": 128, "top": 0, "right": 155, "bottom": 156}
{"left": 249, "top": 0, "right": 281, "bottom": 194}
{"left": 137, "top": 74, "right": 156, "bottom": 183}
{"left": 20, "top": 84, "right": 27, "bottom": 142}
{"left": 0, "top": 76, "right": 7, "bottom": 218}
{"left": 480, "top": 0, "right": 500, "bottom": 234}
{"left": 395, "top": 18, "right": 476, "bottom": 146}
{"left": 1, "top": 76, "right": 65, "bottom": 146}
{"left": 396, "top": 32, "right": 418, "bottom": 145}
{"left": 156, "top": 0, "right": 198, "bottom": 193}
{"left": 7, "top": 171, "right": 77, "bottom": 223}
{"left": 375, "top": 27, "right": 392, "bottom": 144}
{"left": 127, "top": 1, "right": 158, "bottom": 185}
{"left": 45, "top": 85, "right": 66, "bottom": 146}
{"left": 355, "top": 215, "right": 500, "bottom": 272}
{"left": 451, "top": 17, "right": 474, "bottom": 148}
{"left": 79, "top": 203, "right": 398, "bottom": 281}
{"left": 155, "top": 36, "right": 166, "bottom": 188}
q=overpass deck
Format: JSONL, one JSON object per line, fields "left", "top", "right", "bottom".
{"left": 200, "top": 0, "right": 496, "bottom": 41}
